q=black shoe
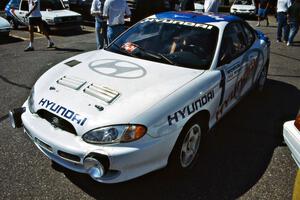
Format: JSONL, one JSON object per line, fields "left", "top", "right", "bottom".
{"left": 47, "top": 42, "right": 55, "bottom": 48}
{"left": 24, "top": 46, "right": 34, "bottom": 51}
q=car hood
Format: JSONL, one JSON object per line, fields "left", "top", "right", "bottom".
{"left": 32, "top": 50, "right": 205, "bottom": 135}
{"left": 0, "top": 17, "right": 10, "bottom": 28}
{"left": 41, "top": 9, "right": 81, "bottom": 18}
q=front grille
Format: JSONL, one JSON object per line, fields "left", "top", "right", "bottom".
{"left": 58, "top": 150, "right": 81, "bottom": 163}
{"left": 61, "top": 16, "right": 78, "bottom": 22}
{"left": 37, "top": 109, "right": 77, "bottom": 135}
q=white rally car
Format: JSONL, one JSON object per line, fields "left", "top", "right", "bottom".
{"left": 9, "top": 12, "right": 270, "bottom": 183}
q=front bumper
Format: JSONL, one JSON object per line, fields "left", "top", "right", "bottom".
{"left": 230, "top": 11, "right": 256, "bottom": 16}
{"left": 21, "top": 105, "right": 174, "bottom": 183}
{"left": 47, "top": 21, "right": 81, "bottom": 31}
{"left": 283, "top": 120, "right": 300, "bottom": 168}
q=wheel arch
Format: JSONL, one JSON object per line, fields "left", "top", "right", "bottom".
{"left": 167, "top": 109, "right": 211, "bottom": 168}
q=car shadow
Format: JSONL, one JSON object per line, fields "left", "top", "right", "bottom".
{"left": 54, "top": 79, "right": 300, "bottom": 200}
{"left": 0, "top": 35, "right": 23, "bottom": 44}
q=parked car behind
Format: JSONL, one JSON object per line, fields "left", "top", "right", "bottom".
{"left": 284, "top": 113, "right": 300, "bottom": 167}
{"left": 230, "top": 0, "right": 256, "bottom": 18}
{"left": 0, "top": 16, "right": 11, "bottom": 38}
{"left": 194, "top": 1, "right": 204, "bottom": 12}
{"left": 5, "top": 0, "right": 82, "bottom": 30}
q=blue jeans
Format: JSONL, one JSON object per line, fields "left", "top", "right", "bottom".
{"left": 107, "top": 25, "right": 125, "bottom": 44}
{"left": 277, "top": 12, "right": 289, "bottom": 41}
{"left": 95, "top": 20, "right": 107, "bottom": 49}
{"left": 288, "top": 21, "right": 299, "bottom": 44}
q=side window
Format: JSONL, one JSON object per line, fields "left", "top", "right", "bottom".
{"left": 20, "top": 0, "right": 28, "bottom": 10}
{"left": 241, "top": 22, "right": 256, "bottom": 48}
{"left": 218, "top": 22, "right": 247, "bottom": 66}
{"left": 231, "top": 23, "right": 247, "bottom": 57}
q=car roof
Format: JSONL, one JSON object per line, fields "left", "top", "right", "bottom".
{"left": 154, "top": 11, "right": 241, "bottom": 24}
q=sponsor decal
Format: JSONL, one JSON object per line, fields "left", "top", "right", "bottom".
{"left": 168, "top": 90, "right": 214, "bottom": 126}
{"left": 38, "top": 98, "right": 87, "bottom": 126}
{"left": 216, "top": 49, "right": 263, "bottom": 120}
{"left": 141, "top": 18, "right": 213, "bottom": 30}
{"left": 89, "top": 59, "right": 147, "bottom": 79}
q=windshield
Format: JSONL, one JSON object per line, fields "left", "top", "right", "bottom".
{"left": 40, "top": 0, "right": 65, "bottom": 10}
{"left": 106, "top": 18, "right": 219, "bottom": 70}
{"left": 234, "top": 0, "right": 253, "bottom": 5}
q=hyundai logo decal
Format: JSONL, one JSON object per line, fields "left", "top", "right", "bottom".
{"left": 89, "top": 59, "right": 147, "bottom": 79}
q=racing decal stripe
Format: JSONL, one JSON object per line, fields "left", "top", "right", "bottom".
{"left": 218, "top": 69, "right": 226, "bottom": 106}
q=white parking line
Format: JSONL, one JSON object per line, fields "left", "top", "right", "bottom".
{"left": 10, "top": 33, "right": 45, "bottom": 41}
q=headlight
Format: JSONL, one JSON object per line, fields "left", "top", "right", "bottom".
{"left": 28, "top": 87, "right": 35, "bottom": 113}
{"left": 82, "top": 125, "right": 147, "bottom": 144}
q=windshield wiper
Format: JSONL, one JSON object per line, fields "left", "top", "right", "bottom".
{"left": 133, "top": 45, "right": 176, "bottom": 65}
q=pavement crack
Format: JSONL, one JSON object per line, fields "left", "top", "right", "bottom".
{"left": 0, "top": 75, "right": 31, "bottom": 90}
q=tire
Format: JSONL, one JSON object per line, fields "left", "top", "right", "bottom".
{"left": 169, "top": 118, "right": 207, "bottom": 171}
{"left": 256, "top": 59, "right": 269, "bottom": 92}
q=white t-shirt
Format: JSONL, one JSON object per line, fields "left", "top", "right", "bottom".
{"left": 103, "top": 0, "right": 131, "bottom": 26}
{"left": 277, "top": 0, "right": 292, "bottom": 12}
{"left": 28, "top": 0, "right": 42, "bottom": 18}
{"left": 204, "top": 0, "right": 219, "bottom": 13}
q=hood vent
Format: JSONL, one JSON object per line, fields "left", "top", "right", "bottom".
{"left": 64, "top": 60, "right": 81, "bottom": 67}
{"left": 57, "top": 76, "right": 86, "bottom": 90}
{"left": 83, "top": 84, "right": 120, "bottom": 104}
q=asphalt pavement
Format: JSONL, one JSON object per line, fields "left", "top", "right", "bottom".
{"left": 0, "top": 15, "right": 300, "bottom": 199}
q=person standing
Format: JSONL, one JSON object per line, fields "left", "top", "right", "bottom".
{"left": 180, "top": 0, "right": 195, "bottom": 11}
{"left": 103, "top": 0, "right": 131, "bottom": 43}
{"left": 256, "top": 0, "right": 270, "bottom": 27}
{"left": 204, "top": 0, "right": 219, "bottom": 13}
{"left": 24, "top": 0, "right": 54, "bottom": 51}
{"left": 91, "top": 0, "right": 107, "bottom": 49}
{"left": 276, "top": 0, "right": 292, "bottom": 42}
{"left": 287, "top": 0, "right": 300, "bottom": 46}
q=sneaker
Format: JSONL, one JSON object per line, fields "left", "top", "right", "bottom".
{"left": 287, "top": 42, "right": 291, "bottom": 46}
{"left": 276, "top": 39, "right": 282, "bottom": 43}
{"left": 24, "top": 46, "right": 34, "bottom": 51}
{"left": 47, "top": 42, "right": 55, "bottom": 48}
{"left": 256, "top": 23, "right": 260, "bottom": 27}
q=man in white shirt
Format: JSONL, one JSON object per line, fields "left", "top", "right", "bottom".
{"left": 276, "top": 0, "right": 292, "bottom": 42}
{"left": 25, "top": 0, "right": 54, "bottom": 51}
{"left": 204, "top": 0, "right": 219, "bottom": 13}
{"left": 103, "top": 0, "right": 131, "bottom": 43}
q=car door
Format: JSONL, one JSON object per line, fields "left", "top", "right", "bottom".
{"left": 15, "top": 0, "right": 29, "bottom": 25}
{"left": 236, "top": 21, "right": 262, "bottom": 97}
{"left": 216, "top": 22, "right": 248, "bottom": 120}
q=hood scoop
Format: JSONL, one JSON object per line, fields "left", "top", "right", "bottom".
{"left": 83, "top": 84, "right": 120, "bottom": 104}
{"left": 57, "top": 76, "right": 86, "bottom": 90}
